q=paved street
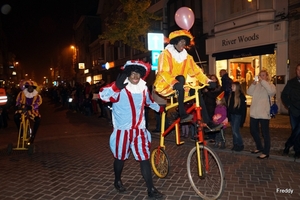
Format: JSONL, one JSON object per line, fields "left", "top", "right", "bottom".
{"left": 0, "top": 98, "right": 300, "bottom": 200}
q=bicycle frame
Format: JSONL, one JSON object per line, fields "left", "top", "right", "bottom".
{"left": 15, "top": 110, "right": 31, "bottom": 150}
{"left": 159, "top": 84, "right": 209, "bottom": 177}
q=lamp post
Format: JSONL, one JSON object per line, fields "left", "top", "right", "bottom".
{"left": 71, "top": 45, "right": 78, "bottom": 83}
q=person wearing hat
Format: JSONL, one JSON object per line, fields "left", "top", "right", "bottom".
{"left": 99, "top": 60, "right": 164, "bottom": 199}
{"left": 14, "top": 80, "right": 42, "bottom": 145}
{"left": 210, "top": 91, "right": 228, "bottom": 149}
{"left": 154, "top": 30, "right": 212, "bottom": 123}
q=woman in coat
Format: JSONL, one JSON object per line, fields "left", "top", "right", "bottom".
{"left": 247, "top": 70, "right": 276, "bottom": 159}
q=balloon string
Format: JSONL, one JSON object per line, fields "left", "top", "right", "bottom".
{"left": 194, "top": 47, "right": 203, "bottom": 69}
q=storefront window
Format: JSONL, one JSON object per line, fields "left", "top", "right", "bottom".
{"left": 93, "top": 75, "right": 103, "bottom": 84}
{"left": 261, "top": 52, "right": 276, "bottom": 84}
{"left": 86, "top": 76, "right": 92, "bottom": 84}
{"left": 216, "top": 60, "right": 227, "bottom": 80}
{"left": 227, "top": 52, "right": 276, "bottom": 92}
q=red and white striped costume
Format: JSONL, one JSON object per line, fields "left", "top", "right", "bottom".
{"left": 100, "top": 78, "right": 160, "bottom": 161}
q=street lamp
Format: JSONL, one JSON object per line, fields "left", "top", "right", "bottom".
{"left": 71, "top": 45, "right": 78, "bottom": 82}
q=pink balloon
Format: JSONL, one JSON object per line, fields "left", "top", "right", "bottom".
{"left": 175, "top": 7, "right": 195, "bottom": 30}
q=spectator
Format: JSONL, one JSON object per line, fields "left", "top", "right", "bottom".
{"left": 0, "top": 86, "right": 8, "bottom": 128}
{"left": 154, "top": 30, "right": 212, "bottom": 123}
{"left": 202, "top": 74, "right": 223, "bottom": 141}
{"left": 247, "top": 69, "right": 276, "bottom": 159}
{"left": 219, "top": 69, "right": 233, "bottom": 103}
{"left": 96, "top": 80, "right": 106, "bottom": 118}
{"left": 99, "top": 60, "right": 163, "bottom": 199}
{"left": 228, "top": 82, "right": 247, "bottom": 152}
{"left": 281, "top": 64, "right": 300, "bottom": 158}
{"left": 211, "top": 91, "right": 228, "bottom": 149}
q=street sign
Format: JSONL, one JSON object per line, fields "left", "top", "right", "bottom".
{"left": 151, "top": 50, "right": 161, "bottom": 70}
{"left": 147, "top": 33, "right": 164, "bottom": 51}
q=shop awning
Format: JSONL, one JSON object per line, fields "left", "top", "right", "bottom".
{"left": 212, "top": 44, "right": 276, "bottom": 60}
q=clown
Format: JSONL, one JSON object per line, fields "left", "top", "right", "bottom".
{"left": 99, "top": 60, "right": 163, "bottom": 199}
{"left": 14, "top": 80, "right": 42, "bottom": 145}
{"left": 154, "top": 30, "right": 212, "bottom": 123}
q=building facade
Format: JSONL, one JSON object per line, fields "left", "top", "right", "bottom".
{"left": 203, "top": 0, "right": 289, "bottom": 113}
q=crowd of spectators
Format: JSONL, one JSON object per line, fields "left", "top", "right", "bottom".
{"left": 46, "top": 80, "right": 111, "bottom": 123}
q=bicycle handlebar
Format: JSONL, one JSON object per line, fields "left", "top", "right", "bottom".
{"left": 183, "top": 83, "right": 209, "bottom": 90}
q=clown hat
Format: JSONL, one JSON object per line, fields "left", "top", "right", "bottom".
{"left": 169, "top": 30, "right": 193, "bottom": 40}
{"left": 217, "top": 91, "right": 225, "bottom": 101}
{"left": 121, "top": 60, "right": 151, "bottom": 80}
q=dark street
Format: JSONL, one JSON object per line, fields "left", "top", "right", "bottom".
{"left": 0, "top": 98, "right": 299, "bottom": 200}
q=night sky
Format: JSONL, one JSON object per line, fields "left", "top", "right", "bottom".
{"left": 0, "top": 0, "right": 99, "bottom": 83}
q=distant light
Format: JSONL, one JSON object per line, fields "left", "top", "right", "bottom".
{"left": 86, "top": 76, "right": 92, "bottom": 83}
{"left": 105, "top": 62, "right": 110, "bottom": 70}
{"left": 9, "top": 65, "right": 14, "bottom": 69}
{"left": 78, "top": 63, "right": 85, "bottom": 69}
{"left": 104, "top": 62, "right": 115, "bottom": 70}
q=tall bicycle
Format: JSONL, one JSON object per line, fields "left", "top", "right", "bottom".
{"left": 150, "top": 83, "right": 225, "bottom": 199}
{"left": 7, "top": 107, "right": 34, "bottom": 155}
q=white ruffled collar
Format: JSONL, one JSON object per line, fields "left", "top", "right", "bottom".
{"left": 23, "top": 89, "right": 38, "bottom": 98}
{"left": 124, "top": 78, "right": 147, "bottom": 94}
{"left": 165, "top": 44, "right": 188, "bottom": 63}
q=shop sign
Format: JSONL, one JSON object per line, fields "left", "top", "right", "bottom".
{"left": 147, "top": 33, "right": 164, "bottom": 51}
{"left": 151, "top": 50, "right": 161, "bottom": 70}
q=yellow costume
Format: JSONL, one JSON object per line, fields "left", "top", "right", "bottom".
{"left": 154, "top": 30, "right": 209, "bottom": 96}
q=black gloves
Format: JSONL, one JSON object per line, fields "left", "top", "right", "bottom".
{"left": 26, "top": 105, "right": 32, "bottom": 110}
{"left": 173, "top": 82, "right": 183, "bottom": 90}
{"left": 115, "top": 73, "right": 128, "bottom": 90}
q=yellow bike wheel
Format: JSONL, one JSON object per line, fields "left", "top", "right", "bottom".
{"left": 150, "top": 148, "right": 170, "bottom": 178}
{"left": 187, "top": 145, "right": 225, "bottom": 199}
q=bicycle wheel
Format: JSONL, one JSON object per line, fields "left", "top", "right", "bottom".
{"left": 187, "top": 145, "right": 225, "bottom": 200}
{"left": 150, "top": 148, "right": 170, "bottom": 178}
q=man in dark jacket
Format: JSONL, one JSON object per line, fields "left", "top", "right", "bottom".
{"left": 281, "top": 64, "right": 300, "bottom": 158}
{"left": 219, "top": 69, "right": 233, "bottom": 103}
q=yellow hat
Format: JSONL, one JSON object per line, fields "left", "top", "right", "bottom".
{"left": 217, "top": 91, "right": 225, "bottom": 101}
{"left": 169, "top": 30, "right": 193, "bottom": 40}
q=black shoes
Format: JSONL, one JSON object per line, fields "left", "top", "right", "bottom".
{"left": 148, "top": 187, "right": 163, "bottom": 199}
{"left": 282, "top": 146, "right": 290, "bottom": 156}
{"left": 114, "top": 182, "right": 163, "bottom": 199}
{"left": 257, "top": 154, "right": 269, "bottom": 159}
{"left": 232, "top": 145, "right": 244, "bottom": 152}
{"left": 251, "top": 150, "right": 262, "bottom": 154}
{"left": 213, "top": 141, "right": 225, "bottom": 149}
{"left": 114, "top": 180, "right": 126, "bottom": 193}
{"left": 180, "top": 114, "right": 193, "bottom": 123}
